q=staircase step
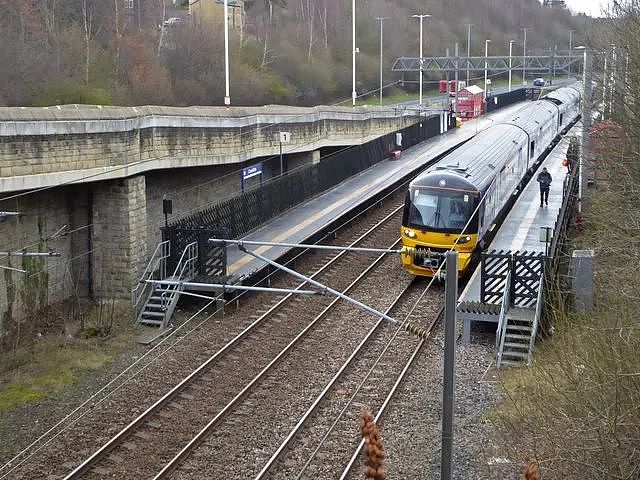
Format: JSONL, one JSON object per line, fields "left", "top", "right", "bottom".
{"left": 499, "top": 359, "right": 525, "bottom": 366}
{"left": 505, "top": 333, "right": 531, "bottom": 341}
{"left": 506, "top": 325, "right": 533, "bottom": 332}
{"left": 142, "top": 311, "right": 165, "bottom": 318}
{"left": 139, "top": 318, "right": 163, "bottom": 326}
{"left": 146, "top": 302, "right": 165, "bottom": 309}
{"left": 504, "top": 341, "right": 529, "bottom": 350}
{"left": 507, "top": 308, "right": 535, "bottom": 322}
{"left": 501, "top": 350, "right": 528, "bottom": 359}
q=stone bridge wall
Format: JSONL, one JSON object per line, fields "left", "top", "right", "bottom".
{"left": 0, "top": 104, "right": 419, "bottom": 193}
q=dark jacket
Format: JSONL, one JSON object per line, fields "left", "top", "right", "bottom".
{"left": 537, "top": 171, "right": 552, "bottom": 189}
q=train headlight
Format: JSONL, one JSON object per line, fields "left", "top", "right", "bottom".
{"left": 455, "top": 235, "right": 472, "bottom": 244}
{"left": 404, "top": 229, "right": 417, "bottom": 239}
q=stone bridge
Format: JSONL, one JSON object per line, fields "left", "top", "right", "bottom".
{"left": 0, "top": 103, "right": 429, "bottom": 326}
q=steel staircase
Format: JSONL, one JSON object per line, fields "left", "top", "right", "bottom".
{"left": 496, "top": 274, "right": 544, "bottom": 367}
{"left": 133, "top": 241, "right": 198, "bottom": 328}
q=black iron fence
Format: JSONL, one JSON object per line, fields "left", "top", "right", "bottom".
{"left": 481, "top": 250, "right": 545, "bottom": 308}
{"left": 486, "top": 88, "right": 527, "bottom": 113}
{"left": 166, "top": 115, "right": 441, "bottom": 243}
{"left": 162, "top": 227, "right": 227, "bottom": 279}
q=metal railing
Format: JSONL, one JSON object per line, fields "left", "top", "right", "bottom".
{"left": 496, "top": 271, "right": 512, "bottom": 366}
{"left": 159, "top": 242, "right": 198, "bottom": 314}
{"left": 528, "top": 274, "right": 545, "bottom": 364}
{"left": 131, "top": 240, "right": 170, "bottom": 319}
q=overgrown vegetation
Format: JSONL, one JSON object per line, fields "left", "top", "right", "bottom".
{"left": 0, "top": 0, "right": 588, "bottom": 107}
{"left": 0, "top": 300, "right": 136, "bottom": 413}
{"left": 489, "top": 3, "right": 640, "bottom": 476}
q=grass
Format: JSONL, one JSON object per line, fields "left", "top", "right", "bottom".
{"left": 0, "top": 302, "right": 138, "bottom": 414}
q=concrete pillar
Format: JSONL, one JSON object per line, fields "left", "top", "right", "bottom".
{"left": 91, "top": 175, "right": 148, "bottom": 298}
{"left": 570, "top": 249, "right": 594, "bottom": 312}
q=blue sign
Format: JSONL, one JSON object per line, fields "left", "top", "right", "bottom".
{"left": 242, "top": 163, "right": 263, "bottom": 180}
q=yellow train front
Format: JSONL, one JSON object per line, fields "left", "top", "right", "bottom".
{"left": 400, "top": 171, "right": 481, "bottom": 276}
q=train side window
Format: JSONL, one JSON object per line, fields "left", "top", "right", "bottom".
{"left": 560, "top": 113, "right": 564, "bottom": 125}
{"left": 530, "top": 141, "right": 535, "bottom": 157}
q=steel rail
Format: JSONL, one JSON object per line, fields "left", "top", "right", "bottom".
{"left": 153, "top": 234, "right": 403, "bottom": 479}
{"left": 64, "top": 204, "right": 404, "bottom": 479}
{"left": 254, "top": 269, "right": 413, "bottom": 478}
{"left": 338, "top": 305, "right": 444, "bottom": 480}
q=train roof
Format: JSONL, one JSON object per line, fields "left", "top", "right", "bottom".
{"left": 501, "top": 101, "right": 557, "bottom": 137}
{"left": 410, "top": 123, "right": 528, "bottom": 193}
{"left": 544, "top": 84, "right": 582, "bottom": 106}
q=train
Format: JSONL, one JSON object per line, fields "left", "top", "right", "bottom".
{"left": 400, "top": 83, "right": 582, "bottom": 277}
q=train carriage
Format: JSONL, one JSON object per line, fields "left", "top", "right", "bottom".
{"left": 400, "top": 84, "right": 582, "bottom": 277}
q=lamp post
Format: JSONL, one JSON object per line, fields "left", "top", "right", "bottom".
{"left": 376, "top": 17, "right": 389, "bottom": 106}
{"left": 465, "top": 23, "right": 473, "bottom": 85}
{"left": 484, "top": 39, "right": 491, "bottom": 99}
{"left": 352, "top": 0, "right": 356, "bottom": 107}
{"left": 224, "top": 0, "right": 230, "bottom": 106}
{"left": 412, "top": 14, "right": 431, "bottom": 107}
{"left": 522, "top": 27, "right": 530, "bottom": 85}
{"left": 509, "top": 40, "right": 515, "bottom": 92}
{"left": 575, "top": 45, "right": 588, "bottom": 215}
{"left": 568, "top": 29, "right": 575, "bottom": 78}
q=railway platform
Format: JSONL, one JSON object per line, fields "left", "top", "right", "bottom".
{"left": 225, "top": 102, "right": 533, "bottom": 282}
{"left": 457, "top": 123, "right": 582, "bottom": 345}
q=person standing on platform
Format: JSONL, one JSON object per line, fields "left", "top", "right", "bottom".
{"left": 537, "top": 167, "right": 552, "bottom": 207}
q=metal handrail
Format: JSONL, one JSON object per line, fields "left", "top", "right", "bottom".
{"left": 131, "top": 240, "right": 170, "bottom": 306}
{"left": 496, "top": 271, "right": 511, "bottom": 366}
{"left": 160, "top": 242, "right": 198, "bottom": 311}
{"left": 528, "top": 274, "right": 545, "bottom": 364}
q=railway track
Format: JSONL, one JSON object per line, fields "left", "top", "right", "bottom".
{"left": 62, "top": 203, "right": 407, "bottom": 479}
{"left": 0, "top": 192, "right": 406, "bottom": 480}
{"left": 253, "top": 282, "right": 444, "bottom": 480}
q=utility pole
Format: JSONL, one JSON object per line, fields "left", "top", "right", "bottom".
{"left": 522, "top": 27, "right": 530, "bottom": 85}
{"left": 352, "top": 0, "right": 356, "bottom": 107}
{"left": 465, "top": 24, "right": 473, "bottom": 85}
{"left": 454, "top": 42, "right": 459, "bottom": 114}
{"left": 568, "top": 29, "right": 575, "bottom": 78}
{"left": 509, "top": 40, "right": 515, "bottom": 92}
{"left": 441, "top": 251, "right": 458, "bottom": 480}
{"left": 376, "top": 17, "right": 389, "bottom": 106}
{"left": 412, "top": 14, "right": 431, "bottom": 107}
{"left": 224, "top": 0, "right": 230, "bottom": 106}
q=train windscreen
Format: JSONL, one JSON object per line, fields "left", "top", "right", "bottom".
{"left": 407, "top": 188, "right": 477, "bottom": 232}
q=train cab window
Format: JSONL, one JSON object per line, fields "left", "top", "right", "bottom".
{"left": 530, "top": 141, "right": 535, "bottom": 157}
{"left": 407, "top": 188, "right": 478, "bottom": 233}
{"left": 560, "top": 113, "right": 564, "bottom": 125}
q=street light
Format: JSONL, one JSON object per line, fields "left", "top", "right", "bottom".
{"left": 376, "top": 17, "right": 389, "bottom": 106}
{"left": 522, "top": 27, "right": 530, "bottom": 85}
{"left": 568, "top": 29, "right": 575, "bottom": 78}
{"left": 484, "top": 39, "right": 491, "bottom": 99}
{"left": 224, "top": 0, "right": 230, "bottom": 106}
{"left": 412, "top": 14, "right": 431, "bottom": 106}
{"left": 352, "top": 0, "right": 356, "bottom": 107}
{"left": 509, "top": 40, "right": 515, "bottom": 92}
{"left": 465, "top": 23, "right": 473, "bottom": 85}
{"left": 574, "top": 45, "right": 588, "bottom": 215}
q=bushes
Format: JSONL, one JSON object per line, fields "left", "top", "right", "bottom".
{"left": 32, "top": 81, "right": 114, "bottom": 106}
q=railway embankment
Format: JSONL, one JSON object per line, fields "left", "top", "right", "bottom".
{"left": 486, "top": 120, "right": 640, "bottom": 479}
